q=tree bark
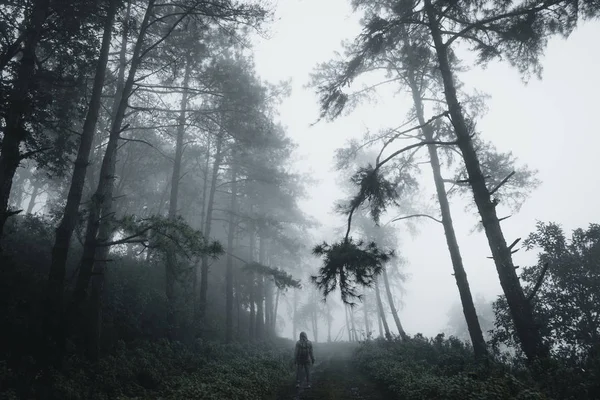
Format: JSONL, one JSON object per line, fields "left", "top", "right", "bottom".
{"left": 424, "top": 0, "right": 545, "bottom": 362}
{"left": 273, "top": 287, "right": 280, "bottom": 333}
{"left": 292, "top": 288, "right": 298, "bottom": 340}
{"left": 314, "top": 293, "right": 319, "bottom": 343}
{"left": 198, "top": 138, "right": 211, "bottom": 232}
{"left": 194, "top": 136, "right": 211, "bottom": 313}
{"left": 45, "top": 0, "right": 120, "bottom": 352}
{"left": 198, "top": 129, "right": 224, "bottom": 321}
{"left": 255, "top": 235, "right": 266, "bottom": 340}
{"left": 0, "top": 0, "right": 51, "bottom": 241}
{"left": 9, "top": 169, "right": 28, "bottom": 210}
{"left": 248, "top": 221, "right": 256, "bottom": 340}
{"left": 362, "top": 293, "right": 370, "bottom": 339}
{"left": 382, "top": 267, "right": 407, "bottom": 340}
{"left": 349, "top": 304, "right": 357, "bottom": 341}
{"left": 225, "top": 163, "right": 238, "bottom": 343}
{"left": 263, "top": 241, "right": 274, "bottom": 336}
{"left": 165, "top": 56, "right": 192, "bottom": 339}
{"left": 68, "top": 0, "right": 156, "bottom": 357}
{"left": 345, "top": 305, "right": 352, "bottom": 341}
{"left": 374, "top": 278, "right": 391, "bottom": 339}
{"left": 377, "top": 300, "right": 383, "bottom": 338}
{"left": 26, "top": 179, "right": 41, "bottom": 214}
{"left": 326, "top": 301, "right": 332, "bottom": 342}
{"left": 405, "top": 59, "right": 487, "bottom": 357}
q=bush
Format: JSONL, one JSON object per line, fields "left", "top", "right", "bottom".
{"left": 0, "top": 215, "right": 292, "bottom": 399}
{"left": 41, "top": 340, "right": 292, "bottom": 400}
{"left": 354, "top": 334, "right": 548, "bottom": 400}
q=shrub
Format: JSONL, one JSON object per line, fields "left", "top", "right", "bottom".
{"left": 354, "top": 335, "right": 548, "bottom": 400}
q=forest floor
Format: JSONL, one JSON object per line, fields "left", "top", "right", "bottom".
{"left": 273, "top": 346, "right": 390, "bottom": 400}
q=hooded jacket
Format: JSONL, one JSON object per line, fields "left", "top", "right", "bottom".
{"left": 294, "top": 332, "right": 314, "bottom": 365}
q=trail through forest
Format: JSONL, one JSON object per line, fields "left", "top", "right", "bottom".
{"left": 274, "top": 344, "right": 388, "bottom": 400}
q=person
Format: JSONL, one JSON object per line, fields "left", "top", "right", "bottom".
{"left": 294, "top": 331, "right": 315, "bottom": 388}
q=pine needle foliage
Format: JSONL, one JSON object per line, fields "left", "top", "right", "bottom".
{"left": 119, "top": 215, "right": 223, "bottom": 259}
{"left": 311, "top": 238, "right": 394, "bottom": 306}
{"left": 243, "top": 261, "right": 301, "bottom": 290}
{"left": 348, "top": 164, "right": 399, "bottom": 225}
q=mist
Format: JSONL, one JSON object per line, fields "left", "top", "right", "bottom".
{"left": 1, "top": 0, "right": 599, "bottom": 398}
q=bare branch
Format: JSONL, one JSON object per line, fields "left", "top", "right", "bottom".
{"left": 527, "top": 262, "right": 550, "bottom": 301}
{"left": 20, "top": 147, "right": 52, "bottom": 160}
{"left": 376, "top": 110, "right": 450, "bottom": 165}
{"left": 376, "top": 137, "right": 457, "bottom": 170}
{"left": 386, "top": 213, "right": 443, "bottom": 224}
{"left": 444, "top": 0, "right": 563, "bottom": 48}
{"left": 508, "top": 237, "right": 521, "bottom": 250}
{"left": 489, "top": 170, "right": 515, "bottom": 195}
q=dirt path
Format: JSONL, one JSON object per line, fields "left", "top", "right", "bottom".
{"left": 274, "top": 351, "right": 389, "bottom": 400}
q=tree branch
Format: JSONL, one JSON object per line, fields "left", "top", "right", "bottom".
{"left": 387, "top": 213, "right": 443, "bottom": 224}
{"left": 19, "top": 147, "right": 52, "bottom": 160}
{"left": 489, "top": 170, "right": 515, "bottom": 195}
{"left": 97, "top": 225, "right": 155, "bottom": 247}
{"left": 527, "top": 262, "right": 550, "bottom": 301}
{"left": 444, "top": 0, "right": 562, "bottom": 48}
{"left": 376, "top": 137, "right": 457, "bottom": 170}
{"left": 376, "top": 110, "right": 450, "bottom": 165}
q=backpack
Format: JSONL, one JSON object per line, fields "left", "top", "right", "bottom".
{"left": 297, "top": 340, "right": 310, "bottom": 362}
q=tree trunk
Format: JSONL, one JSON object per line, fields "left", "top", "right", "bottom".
{"left": 9, "top": 170, "right": 27, "bottom": 210}
{"left": 225, "top": 163, "right": 238, "bottom": 343}
{"left": 263, "top": 241, "right": 274, "bottom": 336}
{"left": 405, "top": 60, "right": 487, "bottom": 357}
{"left": 235, "top": 272, "right": 241, "bottom": 339}
{"left": 165, "top": 56, "right": 192, "bottom": 339}
{"left": 248, "top": 222, "right": 256, "bottom": 340}
{"left": 0, "top": 0, "right": 51, "bottom": 241}
{"left": 377, "top": 301, "right": 383, "bottom": 339}
{"left": 198, "top": 129, "right": 224, "bottom": 322}
{"left": 265, "top": 280, "right": 273, "bottom": 336}
{"left": 45, "top": 0, "right": 120, "bottom": 351}
{"left": 345, "top": 305, "right": 352, "bottom": 341}
{"left": 382, "top": 267, "right": 407, "bottom": 340}
{"left": 26, "top": 180, "right": 41, "bottom": 214}
{"left": 292, "top": 288, "right": 298, "bottom": 340}
{"left": 362, "top": 293, "right": 371, "bottom": 339}
{"left": 194, "top": 137, "right": 211, "bottom": 314}
{"left": 234, "top": 234, "right": 241, "bottom": 338}
{"left": 255, "top": 236, "right": 265, "bottom": 340}
{"left": 273, "top": 287, "right": 280, "bottom": 333}
{"left": 312, "top": 302, "right": 318, "bottom": 343}
{"left": 256, "top": 290, "right": 264, "bottom": 340}
{"left": 326, "top": 302, "right": 332, "bottom": 342}
{"left": 374, "top": 278, "right": 390, "bottom": 339}
{"left": 424, "top": 0, "right": 545, "bottom": 362}
{"left": 198, "top": 138, "right": 211, "bottom": 232}
{"left": 349, "top": 305, "right": 357, "bottom": 341}
{"left": 68, "top": 0, "right": 155, "bottom": 354}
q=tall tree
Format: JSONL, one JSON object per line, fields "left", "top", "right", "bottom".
{"left": 374, "top": 278, "right": 391, "bottom": 339}
{"left": 0, "top": 0, "right": 102, "bottom": 241}
{"left": 45, "top": 0, "right": 121, "bottom": 348}
{"left": 225, "top": 162, "right": 239, "bottom": 343}
{"left": 313, "top": 0, "right": 592, "bottom": 361}
{"left": 0, "top": 0, "right": 51, "bottom": 239}
{"left": 382, "top": 266, "right": 407, "bottom": 339}
{"left": 493, "top": 222, "right": 600, "bottom": 361}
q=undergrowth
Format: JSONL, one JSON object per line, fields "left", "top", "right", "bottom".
{"left": 354, "top": 334, "right": 548, "bottom": 400}
{"left": 0, "top": 339, "right": 292, "bottom": 400}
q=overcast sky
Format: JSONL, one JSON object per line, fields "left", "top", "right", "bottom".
{"left": 251, "top": 0, "right": 600, "bottom": 338}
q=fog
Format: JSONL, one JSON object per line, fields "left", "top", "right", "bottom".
{"left": 2, "top": 1, "right": 600, "bottom": 397}
{"left": 251, "top": 0, "right": 600, "bottom": 339}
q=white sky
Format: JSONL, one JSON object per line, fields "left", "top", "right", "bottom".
{"left": 252, "top": 0, "right": 600, "bottom": 338}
